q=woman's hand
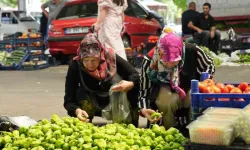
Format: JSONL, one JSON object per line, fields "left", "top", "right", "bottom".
{"left": 75, "top": 108, "right": 89, "bottom": 122}
{"left": 141, "top": 108, "right": 162, "bottom": 123}
{"left": 111, "top": 80, "right": 134, "bottom": 92}
{"left": 92, "top": 23, "right": 100, "bottom": 32}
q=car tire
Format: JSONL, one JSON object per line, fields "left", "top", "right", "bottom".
{"left": 122, "top": 35, "right": 131, "bottom": 48}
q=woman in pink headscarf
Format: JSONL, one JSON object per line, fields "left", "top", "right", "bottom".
{"left": 138, "top": 29, "right": 188, "bottom": 129}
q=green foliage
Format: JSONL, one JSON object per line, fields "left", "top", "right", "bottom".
{"left": 173, "top": 0, "right": 187, "bottom": 11}
{"left": 0, "top": 0, "right": 17, "bottom": 8}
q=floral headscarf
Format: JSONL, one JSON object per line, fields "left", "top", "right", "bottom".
{"left": 74, "top": 33, "right": 116, "bottom": 80}
{"left": 148, "top": 27, "right": 186, "bottom": 99}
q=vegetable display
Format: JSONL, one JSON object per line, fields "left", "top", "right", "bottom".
{"left": 0, "top": 114, "right": 187, "bottom": 150}
{"left": 198, "top": 79, "right": 250, "bottom": 101}
{"left": 0, "top": 50, "right": 26, "bottom": 66}
{"left": 200, "top": 46, "right": 222, "bottom": 67}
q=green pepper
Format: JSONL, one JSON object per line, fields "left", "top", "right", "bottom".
{"left": 151, "top": 112, "right": 162, "bottom": 120}
{"left": 118, "top": 128, "right": 128, "bottom": 136}
{"left": 93, "top": 139, "right": 107, "bottom": 149}
{"left": 124, "top": 139, "right": 134, "bottom": 146}
{"left": 12, "top": 130, "right": 19, "bottom": 137}
{"left": 134, "top": 139, "right": 143, "bottom": 147}
{"left": 105, "top": 129, "right": 116, "bottom": 135}
{"left": 165, "top": 135, "right": 174, "bottom": 142}
{"left": 77, "top": 137, "right": 84, "bottom": 147}
{"left": 128, "top": 124, "right": 136, "bottom": 130}
{"left": 61, "top": 128, "right": 73, "bottom": 136}
{"left": 49, "top": 138, "right": 57, "bottom": 144}
{"left": 142, "top": 130, "right": 155, "bottom": 139}
{"left": 55, "top": 139, "right": 64, "bottom": 148}
{"left": 155, "top": 136, "right": 164, "bottom": 143}
{"left": 91, "top": 146, "right": 99, "bottom": 150}
{"left": 141, "top": 136, "right": 152, "bottom": 146}
{"left": 30, "top": 140, "right": 41, "bottom": 148}
{"left": 92, "top": 133, "right": 105, "bottom": 139}
{"left": 58, "top": 122, "right": 69, "bottom": 128}
{"left": 51, "top": 124, "right": 61, "bottom": 131}
{"left": 152, "top": 124, "right": 162, "bottom": 136}
{"left": 69, "top": 139, "right": 77, "bottom": 147}
{"left": 83, "top": 136, "right": 93, "bottom": 143}
{"left": 82, "top": 143, "right": 92, "bottom": 149}
{"left": 48, "top": 144, "right": 55, "bottom": 150}
{"left": 62, "top": 143, "right": 70, "bottom": 150}
{"left": 170, "top": 142, "right": 181, "bottom": 149}
{"left": 163, "top": 143, "right": 171, "bottom": 150}
{"left": 42, "top": 124, "right": 51, "bottom": 133}
{"left": 80, "top": 129, "right": 92, "bottom": 136}
{"left": 41, "top": 119, "right": 50, "bottom": 125}
{"left": 155, "top": 144, "right": 164, "bottom": 150}
{"left": 139, "top": 146, "right": 151, "bottom": 150}
{"left": 131, "top": 145, "right": 140, "bottom": 150}
{"left": 3, "top": 135, "right": 12, "bottom": 144}
{"left": 127, "top": 132, "right": 135, "bottom": 139}
{"left": 165, "top": 127, "right": 179, "bottom": 135}
{"left": 64, "top": 136, "right": 70, "bottom": 143}
{"left": 70, "top": 146, "right": 78, "bottom": 150}
{"left": 51, "top": 114, "right": 62, "bottom": 123}
{"left": 53, "top": 130, "right": 61, "bottom": 139}
{"left": 64, "top": 119, "right": 73, "bottom": 126}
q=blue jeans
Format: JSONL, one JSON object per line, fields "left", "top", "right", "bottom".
{"left": 45, "top": 23, "right": 50, "bottom": 49}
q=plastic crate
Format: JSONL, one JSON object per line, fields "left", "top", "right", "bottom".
{"left": 185, "top": 139, "right": 250, "bottom": 150}
{"left": 0, "top": 50, "right": 29, "bottom": 70}
{"left": 22, "top": 62, "right": 49, "bottom": 71}
{"left": 191, "top": 72, "right": 250, "bottom": 119}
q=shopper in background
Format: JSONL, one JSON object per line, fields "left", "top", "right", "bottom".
{"left": 41, "top": 0, "right": 68, "bottom": 47}
{"left": 64, "top": 33, "right": 140, "bottom": 126}
{"left": 92, "top": 0, "right": 128, "bottom": 60}
{"left": 39, "top": 13, "right": 48, "bottom": 46}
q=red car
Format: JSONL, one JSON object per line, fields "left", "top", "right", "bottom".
{"left": 48, "top": 0, "right": 162, "bottom": 58}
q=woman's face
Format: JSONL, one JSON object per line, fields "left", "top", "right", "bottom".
{"left": 161, "top": 60, "right": 179, "bottom": 69}
{"left": 82, "top": 57, "right": 100, "bottom": 71}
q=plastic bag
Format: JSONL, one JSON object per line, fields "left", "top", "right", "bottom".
{"left": 0, "top": 115, "right": 37, "bottom": 131}
{"left": 102, "top": 84, "right": 132, "bottom": 123}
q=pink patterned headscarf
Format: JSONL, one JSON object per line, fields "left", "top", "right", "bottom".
{"left": 73, "top": 33, "right": 116, "bottom": 80}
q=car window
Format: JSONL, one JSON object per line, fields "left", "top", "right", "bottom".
{"left": 130, "top": 1, "right": 147, "bottom": 18}
{"left": 56, "top": 2, "right": 98, "bottom": 20}
{"left": 1, "top": 12, "right": 18, "bottom": 24}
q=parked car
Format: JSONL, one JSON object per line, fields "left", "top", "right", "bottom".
{"left": 47, "top": 0, "right": 162, "bottom": 58}
{"left": 0, "top": 10, "right": 39, "bottom": 39}
{"left": 136, "top": 0, "right": 165, "bottom": 28}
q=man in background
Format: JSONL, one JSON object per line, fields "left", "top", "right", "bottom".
{"left": 41, "top": 0, "right": 68, "bottom": 47}
{"left": 181, "top": 2, "right": 199, "bottom": 35}
{"left": 189, "top": 3, "right": 221, "bottom": 54}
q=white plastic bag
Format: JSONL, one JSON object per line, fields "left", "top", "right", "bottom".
{"left": 102, "top": 84, "right": 132, "bottom": 123}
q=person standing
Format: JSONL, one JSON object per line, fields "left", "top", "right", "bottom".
{"left": 189, "top": 3, "right": 221, "bottom": 54}
{"left": 41, "top": 0, "right": 68, "bottom": 47}
{"left": 93, "top": 0, "right": 128, "bottom": 60}
{"left": 181, "top": 2, "right": 199, "bottom": 35}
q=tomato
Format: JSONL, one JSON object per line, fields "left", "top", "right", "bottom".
{"left": 198, "top": 82, "right": 206, "bottom": 93}
{"left": 238, "top": 82, "right": 248, "bottom": 92}
{"left": 245, "top": 86, "right": 250, "bottom": 93}
{"left": 203, "top": 79, "right": 215, "bottom": 86}
{"left": 230, "top": 88, "right": 242, "bottom": 94}
{"left": 203, "top": 86, "right": 213, "bottom": 93}
{"left": 211, "top": 85, "right": 221, "bottom": 93}
{"left": 226, "top": 84, "right": 235, "bottom": 92}
{"left": 216, "top": 83, "right": 225, "bottom": 89}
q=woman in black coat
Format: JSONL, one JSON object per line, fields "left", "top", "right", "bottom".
{"left": 64, "top": 33, "right": 140, "bottom": 126}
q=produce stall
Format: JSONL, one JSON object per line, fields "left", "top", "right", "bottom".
{"left": 0, "top": 33, "right": 49, "bottom": 70}
{"left": 0, "top": 115, "right": 187, "bottom": 150}
{"left": 184, "top": 72, "right": 250, "bottom": 149}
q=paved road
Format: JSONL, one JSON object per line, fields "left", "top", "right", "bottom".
{"left": 0, "top": 65, "right": 250, "bottom": 127}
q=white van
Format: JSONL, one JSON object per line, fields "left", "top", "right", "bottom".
{"left": 0, "top": 10, "right": 39, "bottom": 39}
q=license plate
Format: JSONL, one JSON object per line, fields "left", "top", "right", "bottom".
{"left": 65, "top": 27, "right": 88, "bottom": 34}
